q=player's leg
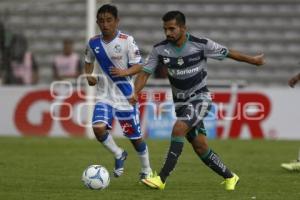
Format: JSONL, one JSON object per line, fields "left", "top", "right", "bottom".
{"left": 159, "top": 120, "right": 189, "bottom": 181}
{"left": 186, "top": 122, "right": 239, "bottom": 190}
{"left": 142, "top": 120, "right": 189, "bottom": 190}
{"left": 92, "top": 103, "right": 125, "bottom": 176}
{"left": 187, "top": 123, "right": 233, "bottom": 177}
{"left": 142, "top": 102, "right": 195, "bottom": 189}
{"left": 157, "top": 100, "right": 213, "bottom": 184}
{"left": 117, "top": 106, "right": 152, "bottom": 179}
{"left": 93, "top": 123, "right": 124, "bottom": 160}
{"left": 130, "top": 138, "right": 153, "bottom": 179}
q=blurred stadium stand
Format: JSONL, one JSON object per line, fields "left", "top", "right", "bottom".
{"left": 0, "top": 0, "right": 299, "bottom": 85}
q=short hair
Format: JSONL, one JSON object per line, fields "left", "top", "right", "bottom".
{"left": 162, "top": 11, "right": 185, "bottom": 26}
{"left": 97, "top": 4, "right": 118, "bottom": 19}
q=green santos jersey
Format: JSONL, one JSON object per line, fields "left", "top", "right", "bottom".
{"left": 143, "top": 34, "right": 228, "bottom": 102}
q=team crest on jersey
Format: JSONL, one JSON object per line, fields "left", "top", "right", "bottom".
{"left": 177, "top": 57, "right": 184, "bottom": 66}
{"left": 163, "top": 57, "right": 170, "bottom": 64}
{"left": 114, "top": 44, "right": 122, "bottom": 53}
{"left": 168, "top": 69, "right": 176, "bottom": 76}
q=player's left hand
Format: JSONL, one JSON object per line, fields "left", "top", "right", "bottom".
{"left": 110, "top": 67, "right": 128, "bottom": 77}
{"left": 252, "top": 53, "right": 265, "bottom": 66}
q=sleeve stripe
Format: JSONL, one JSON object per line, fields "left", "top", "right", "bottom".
{"left": 223, "top": 48, "right": 229, "bottom": 57}
{"left": 142, "top": 67, "right": 153, "bottom": 74}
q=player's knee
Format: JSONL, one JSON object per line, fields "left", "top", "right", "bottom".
{"left": 172, "top": 121, "right": 189, "bottom": 136}
{"left": 192, "top": 139, "right": 209, "bottom": 155}
{"left": 131, "top": 138, "right": 147, "bottom": 153}
{"left": 93, "top": 125, "right": 106, "bottom": 135}
{"left": 194, "top": 145, "right": 209, "bottom": 156}
{"left": 93, "top": 123, "right": 107, "bottom": 141}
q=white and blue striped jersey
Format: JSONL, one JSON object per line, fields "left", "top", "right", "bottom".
{"left": 85, "top": 31, "right": 142, "bottom": 110}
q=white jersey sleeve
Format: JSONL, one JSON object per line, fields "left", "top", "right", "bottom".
{"left": 127, "top": 36, "right": 142, "bottom": 65}
{"left": 204, "top": 38, "right": 228, "bottom": 60}
{"left": 84, "top": 43, "right": 95, "bottom": 63}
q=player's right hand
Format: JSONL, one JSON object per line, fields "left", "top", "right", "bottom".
{"left": 129, "top": 93, "right": 138, "bottom": 105}
{"left": 87, "top": 76, "right": 97, "bottom": 86}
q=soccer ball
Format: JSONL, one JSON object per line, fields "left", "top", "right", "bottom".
{"left": 82, "top": 165, "right": 110, "bottom": 190}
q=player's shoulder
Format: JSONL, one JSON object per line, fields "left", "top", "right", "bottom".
{"left": 188, "top": 34, "right": 208, "bottom": 45}
{"left": 89, "top": 34, "right": 101, "bottom": 42}
{"left": 118, "top": 32, "right": 129, "bottom": 40}
{"left": 117, "top": 31, "right": 138, "bottom": 45}
{"left": 153, "top": 40, "right": 168, "bottom": 48}
{"left": 118, "top": 31, "right": 136, "bottom": 41}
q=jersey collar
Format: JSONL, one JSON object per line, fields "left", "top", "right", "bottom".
{"left": 101, "top": 30, "right": 120, "bottom": 44}
{"left": 172, "top": 33, "right": 190, "bottom": 53}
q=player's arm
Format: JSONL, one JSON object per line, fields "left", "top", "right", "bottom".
{"left": 85, "top": 62, "right": 97, "bottom": 86}
{"left": 134, "top": 70, "right": 151, "bottom": 94}
{"left": 227, "top": 49, "right": 265, "bottom": 66}
{"left": 288, "top": 73, "right": 300, "bottom": 88}
{"left": 84, "top": 44, "right": 97, "bottom": 86}
{"left": 204, "top": 38, "right": 264, "bottom": 66}
{"left": 110, "top": 64, "right": 142, "bottom": 77}
{"left": 129, "top": 47, "right": 159, "bottom": 105}
{"left": 129, "top": 70, "right": 151, "bottom": 105}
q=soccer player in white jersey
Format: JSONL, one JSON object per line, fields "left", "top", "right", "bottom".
{"left": 131, "top": 11, "right": 265, "bottom": 190}
{"left": 84, "top": 4, "right": 152, "bottom": 180}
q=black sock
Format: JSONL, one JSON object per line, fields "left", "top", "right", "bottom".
{"left": 159, "top": 139, "right": 184, "bottom": 183}
{"left": 200, "top": 149, "right": 233, "bottom": 179}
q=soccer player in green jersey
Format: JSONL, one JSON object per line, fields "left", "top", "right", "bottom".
{"left": 131, "top": 10, "right": 264, "bottom": 190}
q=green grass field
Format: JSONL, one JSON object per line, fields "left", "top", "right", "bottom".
{"left": 0, "top": 137, "right": 300, "bottom": 200}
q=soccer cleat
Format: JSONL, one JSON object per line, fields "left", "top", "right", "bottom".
{"left": 281, "top": 160, "right": 300, "bottom": 171}
{"left": 221, "top": 173, "right": 239, "bottom": 191}
{"left": 113, "top": 151, "right": 128, "bottom": 177}
{"left": 139, "top": 170, "right": 156, "bottom": 181}
{"left": 142, "top": 175, "right": 166, "bottom": 190}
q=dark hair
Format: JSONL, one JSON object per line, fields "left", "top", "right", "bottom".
{"left": 97, "top": 4, "right": 118, "bottom": 19}
{"left": 162, "top": 11, "right": 185, "bottom": 26}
